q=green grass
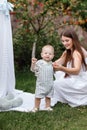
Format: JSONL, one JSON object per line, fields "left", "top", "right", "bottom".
{"left": 0, "top": 71, "right": 87, "bottom": 130}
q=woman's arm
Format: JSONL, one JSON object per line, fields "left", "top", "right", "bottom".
{"left": 53, "top": 51, "right": 82, "bottom": 75}
{"left": 54, "top": 51, "right": 66, "bottom": 65}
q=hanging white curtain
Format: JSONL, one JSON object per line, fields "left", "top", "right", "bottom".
{"left": 0, "top": 0, "right": 15, "bottom": 97}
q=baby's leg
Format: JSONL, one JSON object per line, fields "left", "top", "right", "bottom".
{"left": 31, "top": 98, "right": 41, "bottom": 112}
{"left": 45, "top": 97, "right": 53, "bottom": 111}
{"left": 45, "top": 97, "right": 51, "bottom": 108}
{"left": 35, "top": 98, "right": 41, "bottom": 109}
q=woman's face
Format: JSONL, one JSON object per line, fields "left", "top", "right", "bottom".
{"left": 61, "top": 36, "right": 73, "bottom": 50}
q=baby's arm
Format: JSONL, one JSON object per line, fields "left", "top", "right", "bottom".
{"left": 30, "top": 58, "right": 37, "bottom": 72}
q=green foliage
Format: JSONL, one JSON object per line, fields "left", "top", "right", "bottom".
{"left": 13, "top": 28, "right": 33, "bottom": 70}
{"left": 13, "top": 26, "right": 64, "bottom": 70}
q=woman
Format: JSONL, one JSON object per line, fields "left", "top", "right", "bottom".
{"left": 52, "top": 28, "right": 87, "bottom": 107}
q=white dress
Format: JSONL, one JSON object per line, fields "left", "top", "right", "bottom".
{"left": 52, "top": 58, "right": 87, "bottom": 107}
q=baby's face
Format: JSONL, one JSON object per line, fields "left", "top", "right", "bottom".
{"left": 41, "top": 47, "right": 54, "bottom": 62}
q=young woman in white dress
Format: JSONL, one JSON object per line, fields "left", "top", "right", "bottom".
{"left": 52, "top": 27, "right": 87, "bottom": 107}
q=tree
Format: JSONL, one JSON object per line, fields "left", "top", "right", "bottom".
{"left": 9, "top": 0, "right": 87, "bottom": 69}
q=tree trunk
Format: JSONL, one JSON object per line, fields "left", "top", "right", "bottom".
{"left": 31, "top": 38, "right": 37, "bottom": 58}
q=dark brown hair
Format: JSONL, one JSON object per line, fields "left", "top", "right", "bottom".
{"left": 60, "top": 28, "right": 86, "bottom": 76}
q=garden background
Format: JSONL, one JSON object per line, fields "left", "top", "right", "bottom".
{"left": 10, "top": 0, "right": 87, "bottom": 70}
{"left": 0, "top": 0, "right": 87, "bottom": 130}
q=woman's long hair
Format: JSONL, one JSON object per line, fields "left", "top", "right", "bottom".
{"left": 60, "top": 28, "right": 87, "bottom": 76}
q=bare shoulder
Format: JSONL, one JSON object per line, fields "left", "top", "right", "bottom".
{"left": 73, "top": 50, "right": 82, "bottom": 59}
{"left": 61, "top": 50, "right": 67, "bottom": 57}
{"left": 82, "top": 47, "right": 87, "bottom": 57}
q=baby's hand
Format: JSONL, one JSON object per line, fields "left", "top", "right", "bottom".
{"left": 32, "top": 58, "right": 37, "bottom": 64}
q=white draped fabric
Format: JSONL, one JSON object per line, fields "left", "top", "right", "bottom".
{"left": 0, "top": 0, "right": 15, "bottom": 97}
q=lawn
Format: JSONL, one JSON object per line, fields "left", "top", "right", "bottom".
{"left": 0, "top": 71, "right": 87, "bottom": 130}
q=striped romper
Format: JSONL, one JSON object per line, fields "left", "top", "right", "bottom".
{"left": 34, "top": 59, "right": 54, "bottom": 98}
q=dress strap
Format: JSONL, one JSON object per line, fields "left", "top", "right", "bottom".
{"left": 85, "top": 58, "right": 87, "bottom": 64}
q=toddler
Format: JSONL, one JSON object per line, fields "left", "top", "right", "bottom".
{"left": 31, "top": 45, "right": 54, "bottom": 112}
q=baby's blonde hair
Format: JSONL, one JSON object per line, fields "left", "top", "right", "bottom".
{"left": 42, "top": 45, "right": 54, "bottom": 53}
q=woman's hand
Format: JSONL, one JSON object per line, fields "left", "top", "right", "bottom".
{"left": 53, "top": 50, "right": 82, "bottom": 75}
{"left": 52, "top": 62, "right": 61, "bottom": 71}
